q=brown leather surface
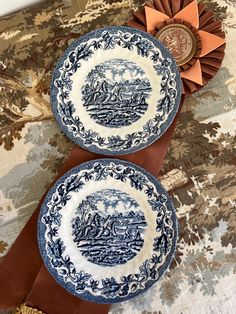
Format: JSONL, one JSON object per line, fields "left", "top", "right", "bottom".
{"left": 0, "top": 96, "right": 185, "bottom": 312}
{"left": 26, "top": 265, "right": 111, "bottom": 314}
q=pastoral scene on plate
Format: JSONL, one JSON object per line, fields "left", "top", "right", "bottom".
{"left": 81, "top": 59, "right": 152, "bottom": 128}
{"left": 71, "top": 189, "right": 147, "bottom": 266}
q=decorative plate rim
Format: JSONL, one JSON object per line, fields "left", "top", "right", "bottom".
{"left": 50, "top": 26, "right": 182, "bottom": 156}
{"left": 38, "top": 158, "right": 178, "bottom": 304}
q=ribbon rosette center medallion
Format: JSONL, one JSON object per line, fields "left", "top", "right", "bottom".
{"left": 156, "top": 23, "right": 197, "bottom": 66}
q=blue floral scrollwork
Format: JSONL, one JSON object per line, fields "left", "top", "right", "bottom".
{"left": 41, "top": 161, "right": 176, "bottom": 300}
{"left": 52, "top": 27, "right": 180, "bottom": 154}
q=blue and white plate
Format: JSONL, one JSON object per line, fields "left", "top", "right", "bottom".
{"left": 38, "top": 159, "right": 178, "bottom": 303}
{"left": 51, "top": 26, "right": 182, "bottom": 155}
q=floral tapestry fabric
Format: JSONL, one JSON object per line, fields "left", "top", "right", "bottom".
{"left": 0, "top": 0, "right": 235, "bottom": 313}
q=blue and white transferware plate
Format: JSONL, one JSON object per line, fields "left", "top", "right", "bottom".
{"left": 38, "top": 159, "right": 178, "bottom": 303}
{"left": 51, "top": 26, "right": 181, "bottom": 155}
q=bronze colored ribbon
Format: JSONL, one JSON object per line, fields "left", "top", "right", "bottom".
{"left": 25, "top": 265, "right": 111, "bottom": 314}
{"left": 0, "top": 96, "right": 185, "bottom": 313}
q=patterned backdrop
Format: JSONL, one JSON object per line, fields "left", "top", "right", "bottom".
{"left": 0, "top": 0, "right": 235, "bottom": 313}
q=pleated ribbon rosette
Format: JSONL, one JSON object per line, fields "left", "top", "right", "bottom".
{"left": 128, "top": 0, "right": 226, "bottom": 94}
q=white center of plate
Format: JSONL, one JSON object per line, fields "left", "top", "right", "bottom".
{"left": 69, "top": 46, "right": 161, "bottom": 137}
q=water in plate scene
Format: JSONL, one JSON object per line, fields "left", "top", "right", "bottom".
{"left": 71, "top": 189, "right": 147, "bottom": 267}
{"left": 81, "top": 59, "right": 152, "bottom": 128}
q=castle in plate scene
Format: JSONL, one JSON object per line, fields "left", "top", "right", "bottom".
{"left": 81, "top": 59, "right": 152, "bottom": 128}
{"left": 71, "top": 189, "right": 147, "bottom": 267}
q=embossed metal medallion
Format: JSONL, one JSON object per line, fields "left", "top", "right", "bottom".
{"left": 51, "top": 26, "right": 181, "bottom": 155}
{"left": 156, "top": 24, "right": 197, "bottom": 66}
{"left": 38, "top": 159, "right": 178, "bottom": 303}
